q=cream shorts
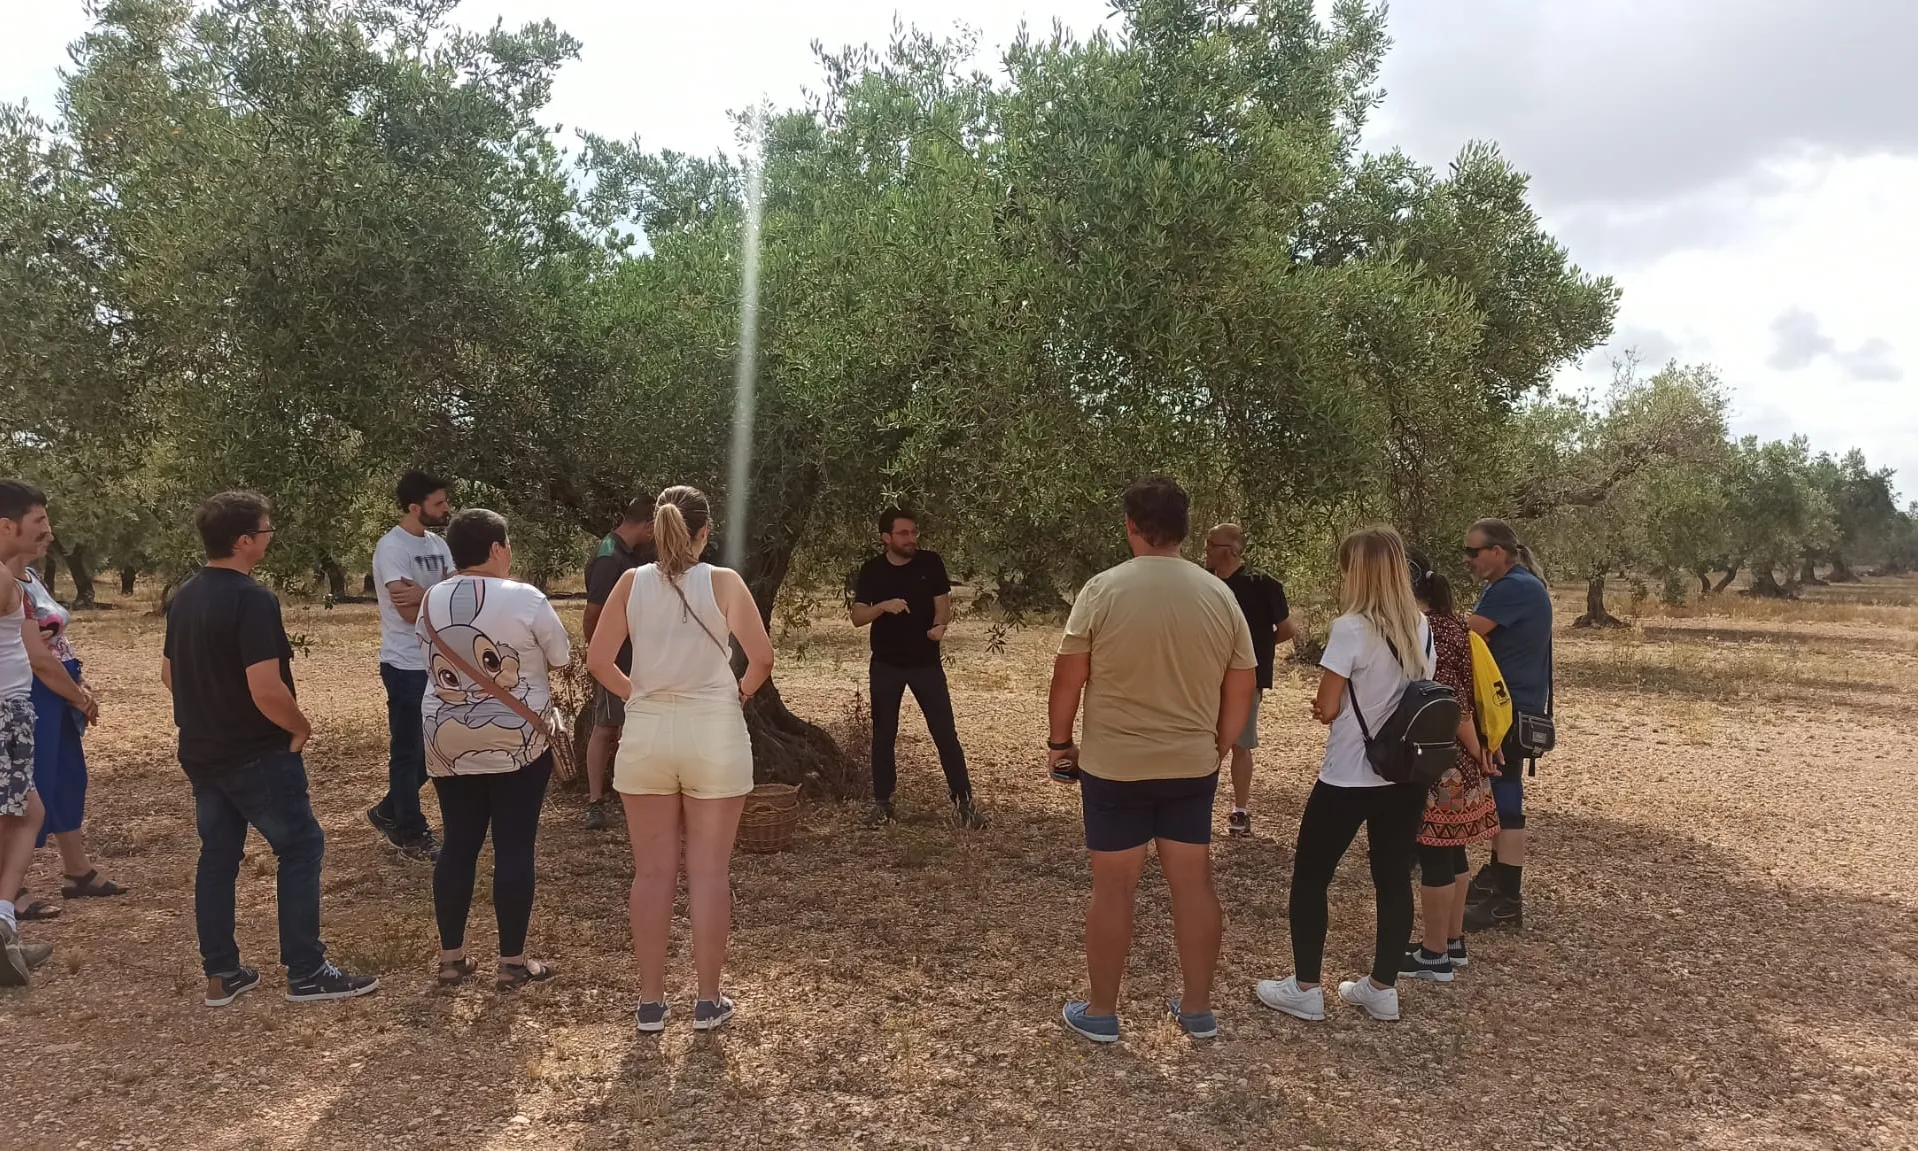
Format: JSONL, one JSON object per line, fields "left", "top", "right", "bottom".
{"left": 613, "top": 695, "right": 754, "bottom": 800}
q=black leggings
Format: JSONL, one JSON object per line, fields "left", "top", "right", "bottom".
{"left": 431, "top": 753, "right": 552, "bottom": 956}
{"left": 1288, "top": 780, "right": 1426, "bottom": 987}
{"left": 1417, "top": 844, "right": 1470, "bottom": 888}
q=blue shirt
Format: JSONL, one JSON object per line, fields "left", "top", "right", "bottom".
{"left": 1473, "top": 566, "right": 1553, "bottom": 714}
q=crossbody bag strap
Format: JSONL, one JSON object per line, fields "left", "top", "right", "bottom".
{"left": 664, "top": 570, "right": 731, "bottom": 656}
{"left": 420, "top": 582, "right": 548, "bottom": 731}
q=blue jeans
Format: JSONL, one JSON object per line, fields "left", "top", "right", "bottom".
{"left": 375, "top": 664, "right": 431, "bottom": 840}
{"left": 192, "top": 750, "right": 327, "bottom": 978}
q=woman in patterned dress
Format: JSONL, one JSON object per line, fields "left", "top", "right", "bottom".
{"left": 1400, "top": 551, "right": 1499, "bottom": 982}
{"left": 8, "top": 526, "right": 123, "bottom": 915}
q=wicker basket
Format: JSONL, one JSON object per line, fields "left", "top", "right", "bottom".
{"left": 736, "top": 783, "right": 801, "bottom": 854}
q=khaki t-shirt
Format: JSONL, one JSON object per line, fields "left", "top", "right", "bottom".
{"left": 1059, "top": 556, "right": 1257, "bottom": 782}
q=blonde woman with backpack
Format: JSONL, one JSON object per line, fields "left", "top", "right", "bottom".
{"left": 587, "top": 485, "right": 774, "bottom": 1035}
{"left": 1257, "top": 526, "right": 1434, "bottom": 1024}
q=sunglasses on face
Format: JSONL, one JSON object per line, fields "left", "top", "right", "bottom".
{"left": 1462, "top": 545, "right": 1488, "bottom": 558}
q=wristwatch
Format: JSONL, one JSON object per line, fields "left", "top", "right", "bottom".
{"left": 1047, "top": 738, "right": 1075, "bottom": 751}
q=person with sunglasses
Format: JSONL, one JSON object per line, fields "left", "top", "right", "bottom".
{"left": 163, "top": 492, "right": 378, "bottom": 1006}
{"left": 1460, "top": 518, "right": 1552, "bottom": 932}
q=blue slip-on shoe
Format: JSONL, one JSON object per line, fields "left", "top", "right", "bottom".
{"left": 1062, "top": 1001, "right": 1120, "bottom": 1044}
{"left": 1167, "top": 997, "right": 1218, "bottom": 1039}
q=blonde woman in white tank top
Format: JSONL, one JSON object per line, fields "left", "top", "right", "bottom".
{"left": 587, "top": 485, "right": 774, "bottom": 1035}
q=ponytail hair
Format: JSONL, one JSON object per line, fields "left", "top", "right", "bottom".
{"left": 653, "top": 485, "right": 712, "bottom": 581}
{"left": 1406, "top": 548, "right": 1456, "bottom": 617}
{"left": 1468, "top": 517, "right": 1540, "bottom": 578}
{"left": 1337, "top": 525, "right": 1426, "bottom": 680}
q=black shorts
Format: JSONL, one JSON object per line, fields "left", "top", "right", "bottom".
{"left": 1079, "top": 770, "right": 1218, "bottom": 852}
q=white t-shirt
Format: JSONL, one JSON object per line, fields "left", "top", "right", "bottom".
{"left": 1318, "top": 612, "right": 1437, "bottom": 788}
{"left": 373, "top": 524, "right": 454, "bottom": 670}
{"left": 414, "top": 575, "right": 570, "bottom": 777}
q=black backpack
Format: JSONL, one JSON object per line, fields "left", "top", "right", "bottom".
{"left": 1348, "top": 630, "right": 1460, "bottom": 788}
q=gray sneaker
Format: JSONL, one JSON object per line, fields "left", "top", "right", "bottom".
{"left": 693, "top": 996, "right": 735, "bottom": 1031}
{"left": 863, "top": 800, "right": 893, "bottom": 829}
{"left": 636, "top": 1000, "right": 669, "bottom": 1033}
{"left": 22, "top": 940, "right": 52, "bottom": 971}
{"left": 0, "top": 917, "right": 27, "bottom": 987}
{"left": 953, "top": 796, "right": 988, "bottom": 830}
{"left": 584, "top": 800, "right": 610, "bottom": 831}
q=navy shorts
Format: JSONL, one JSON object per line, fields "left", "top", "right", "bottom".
{"left": 1079, "top": 770, "right": 1218, "bottom": 852}
{"left": 1492, "top": 726, "right": 1527, "bottom": 829}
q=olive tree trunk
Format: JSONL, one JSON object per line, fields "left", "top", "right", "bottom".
{"left": 1573, "top": 573, "right": 1626, "bottom": 628}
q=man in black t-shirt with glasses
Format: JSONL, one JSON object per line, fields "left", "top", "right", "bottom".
{"left": 851, "top": 509, "right": 986, "bottom": 830}
{"left": 163, "top": 492, "right": 377, "bottom": 1007}
{"left": 1204, "top": 523, "right": 1296, "bottom": 838}
{"left": 581, "top": 494, "right": 656, "bottom": 831}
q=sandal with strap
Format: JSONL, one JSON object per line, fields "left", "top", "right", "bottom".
{"left": 62, "top": 870, "right": 128, "bottom": 899}
{"left": 17, "top": 898, "right": 62, "bottom": 922}
{"left": 437, "top": 956, "right": 479, "bottom": 986}
{"left": 496, "top": 958, "right": 557, "bottom": 991}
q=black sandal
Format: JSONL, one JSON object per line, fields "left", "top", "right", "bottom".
{"left": 437, "top": 956, "right": 479, "bottom": 986}
{"left": 17, "top": 898, "right": 61, "bottom": 921}
{"left": 62, "top": 870, "right": 127, "bottom": 899}
{"left": 496, "top": 958, "right": 557, "bottom": 991}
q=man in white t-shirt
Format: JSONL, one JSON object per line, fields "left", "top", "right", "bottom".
{"left": 367, "top": 471, "right": 454, "bottom": 862}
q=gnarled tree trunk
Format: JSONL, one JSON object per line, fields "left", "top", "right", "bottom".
{"left": 119, "top": 565, "right": 138, "bottom": 596}
{"left": 1712, "top": 560, "right": 1742, "bottom": 594}
{"left": 362, "top": 571, "right": 376, "bottom": 595}
{"left": 1746, "top": 566, "right": 1791, "bottom": 598}
{"left": 1573, "top": 573, "right": 1626, "bottom": 628}
{"left": 51, "top": 541, "right": 96, "bottom": 608}
{"left": 1693, "top": 563, "right": 1713, "bottom": 597}
{"left": 318, "top": 555, "right": 349, "bottom": 601}
{"left": 1796, "top": 555, "right": 1827, "bottom": 587}
{"left": 1827, "top": 555, "right": 1860, "bottom": 583}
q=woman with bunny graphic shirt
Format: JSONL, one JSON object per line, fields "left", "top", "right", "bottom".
{"left": 415, "top": 509, "right": 569, "bottom": 991}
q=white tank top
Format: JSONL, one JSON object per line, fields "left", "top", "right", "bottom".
{"left": 625, "top": 563, "right": 737, "bottom": 703}
{"left": 0, "top": 591, "right": 33, "bottom": 699}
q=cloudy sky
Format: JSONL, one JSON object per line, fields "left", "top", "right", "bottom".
{"left": 5, "top": 1, "right": 1912, "bottom": 498}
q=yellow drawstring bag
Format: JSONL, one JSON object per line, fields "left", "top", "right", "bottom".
{"left": 1469, "top": 631, "right": 1514, "bottom": 750}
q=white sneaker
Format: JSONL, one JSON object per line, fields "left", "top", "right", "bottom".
{"left": 1338, "top": 978, "right": 1401, "bottom": 1022}
{"left": 1255, "top": 976, "right": 1325, "bottom": 1021}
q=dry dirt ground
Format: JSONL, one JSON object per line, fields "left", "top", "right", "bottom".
{"left": 5, "top": 575, "right": 1915, "bottom": 1150}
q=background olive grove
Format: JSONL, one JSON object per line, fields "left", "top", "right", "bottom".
{"left": 3, "top": 0, "right": 1910, "bottom": 783}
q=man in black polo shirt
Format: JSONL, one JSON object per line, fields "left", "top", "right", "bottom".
{"left": 581, "top": 494, "right": 656, "bottom": 830}
{"left": 1204, "top": 523, "right": 1296, "bottom": 838}
{"left": 851, "top": 509, "right": 985, "bottom": 830}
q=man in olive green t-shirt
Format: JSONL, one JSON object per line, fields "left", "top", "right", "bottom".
{"left": 1047, "top": 476, "right": 1257, "bottom": 1044}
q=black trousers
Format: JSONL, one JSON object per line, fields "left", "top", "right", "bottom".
{"left": 1288, "top": 779, "right": 1427, "bottom": 986}
{"left": 869, "top": 659, "right": 971, "bottom": 802}
{"left": 431, "top": 753, "right": 552, "bottom": 956}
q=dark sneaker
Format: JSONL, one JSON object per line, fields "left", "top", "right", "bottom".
{"left": 954, "top": 796, "right": 988, "bottom": 830}
{"left": 366, "top": 805, "right": 401, "bottom": 844}
{"left": 1400, "top": 946, "right": 1455, "bottom": 983}
{"left": 1462, "top": 895, "right": 1523, "bottom": 933}
{"left": 693, "top": 996, "right": 734, "bottom": 1031}
{"left": 286, "top": 961, "right": 380, "bottom": 1003}
{"left": 0, "top": 917, "right": 28, "bottom": 986}
{"left": 396, "top": 831, "right": 441, "bottom": 864}
{"left": 863, "top": 800, "right": 893, "bottom": 829}
{"left": 1062, "top": 1001, "right": 1120, "bottom": 1043}
{"left": 206, "top": 966, "right": 262, "bottom": 1007}
{"left": 1167, "top": 997, "right": 1218, "bottom": 1039}
{"left": 636, "top": 1000, "right": 669, "bottom": 1034}
{"left": 584, "top": 800, "right": 610, "bottom": 831}
{"left": 1464, "top": 864, "right": 1499, "bottom": 907}
{"left": 1447, "top": 937, "right": 1469, "bottom": 968}
{"left": 1227, "top": 809, "right": 1251, "bottom": 838}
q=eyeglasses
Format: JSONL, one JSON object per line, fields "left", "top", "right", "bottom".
{"left": 248, "top": 527, "right": 277, "bottom": 538}
{"left": 1461, "top": 545, "right": 1484, "bottom": 558}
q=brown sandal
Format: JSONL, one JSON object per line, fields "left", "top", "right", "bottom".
{"left": 496, "top": 958, "right": 556, "bottom": 991}
{"left": 437, "top": 956, "right": 479, "bottom": 986}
